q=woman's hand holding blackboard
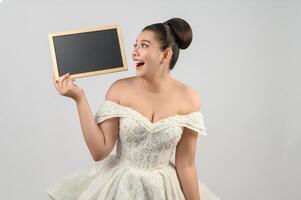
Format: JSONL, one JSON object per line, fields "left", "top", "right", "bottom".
{"left": 53, "top": 73, "right": 85, "bottom": 102}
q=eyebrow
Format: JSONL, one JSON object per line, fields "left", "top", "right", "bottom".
{"left": 135, "top": 39, "right": 151, "bottom": 43}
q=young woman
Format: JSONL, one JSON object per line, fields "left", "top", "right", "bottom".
{"left": 47, "top": 18, "right": 221, "bottom": 200}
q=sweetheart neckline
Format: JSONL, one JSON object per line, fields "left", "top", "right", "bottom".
{"left": 104, "top": 99, "right": 201, "bottom": 125}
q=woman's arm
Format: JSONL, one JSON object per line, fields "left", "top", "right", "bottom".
{"left": 175, "top": 88, "right": 202, "bottom": 200}
{"left": 75, "top": 80, "right": 122, "bottom": 161}
{"left": 53, "top": 73, "right": 117, "bottom": 161}
{"left": 175, "top": 128, "right": 201, "bottom": 200}
{"left": 75, "top": 93, "right": 107, "bottom": 161}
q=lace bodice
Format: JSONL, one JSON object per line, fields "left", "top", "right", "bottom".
{"left": 94, "top": 100, "right": 208, "bottom": 170}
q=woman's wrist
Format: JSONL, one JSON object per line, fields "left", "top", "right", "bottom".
{"left": 74, "top": 90, "right": 86, "bottom": 104}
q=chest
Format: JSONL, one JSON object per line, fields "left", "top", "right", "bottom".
{"left": 120, "top": 89, "right": 188, "bottom": 124}
{"left": 118, "top": 117, "right": 184, "bottom": 152}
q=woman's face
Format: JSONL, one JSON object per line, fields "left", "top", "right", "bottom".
{"left": 131, "top": 30, "right": 169, "bottom": 77}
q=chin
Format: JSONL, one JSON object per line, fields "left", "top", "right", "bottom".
{"left": 136, "top": 71, "right": 143, "bottom": 76}
{"left": 135, "top": 71, "right": 146, "bottom": 77}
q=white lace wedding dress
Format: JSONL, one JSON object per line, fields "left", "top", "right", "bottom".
{"left": 46, "top": 100, "right": 221, "bottom": 200}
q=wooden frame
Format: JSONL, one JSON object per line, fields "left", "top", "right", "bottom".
{"left": 48, "top": 24, "right": 128, "bottom": 81}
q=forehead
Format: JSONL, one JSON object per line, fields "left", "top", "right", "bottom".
{"left": 136, "top": 30, "right": 157, "bottom": 43}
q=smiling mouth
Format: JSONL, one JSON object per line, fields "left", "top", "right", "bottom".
{"left": 135, "top": 61, "right": 145, "bottom": 68}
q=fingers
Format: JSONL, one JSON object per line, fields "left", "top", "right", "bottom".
{"left": 58, "top": 73, "right": 70, "bottom": 89}
{"left": 67, "top": 78, "right": 75, "bottom": 89}
{"left": 71, "top": 79, "right": 79, "bottom": 87}
{"left": 63, "top": 76, "right": 69, "bottom": 90}
{"left": 53, "top": 74, "right": 63, "bottom": 92}
{"left": 53, "top": 73, "right": 71, "bottom": 91}
{"left": 66, "top": 78, "right": 73, "bottom": 90}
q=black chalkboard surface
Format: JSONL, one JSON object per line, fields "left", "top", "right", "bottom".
{"left": 48, "top": 24, "right": 128, "bottom": 80}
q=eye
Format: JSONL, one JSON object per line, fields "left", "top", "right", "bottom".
{"left": 133, "top": 43, "right": 148, "bottom": 48}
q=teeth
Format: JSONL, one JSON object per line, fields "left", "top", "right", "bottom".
{"left": 134, "top": 61, "right": 144, "bottom": 64}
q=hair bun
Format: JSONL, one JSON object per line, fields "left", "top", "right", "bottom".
{"left": 164, "top": 18, "right": 193, "bottom": 49}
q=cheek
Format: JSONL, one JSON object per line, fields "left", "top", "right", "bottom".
{"left": 144, "top": 52, "right": 161, "bottom": 64}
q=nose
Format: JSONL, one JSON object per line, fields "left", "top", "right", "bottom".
{"left": 131, "top": 48, "right": 138, "bottom": 57}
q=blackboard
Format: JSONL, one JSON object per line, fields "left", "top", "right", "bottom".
{"left": 48, "top": 24, "right": 128, "bottom": 80}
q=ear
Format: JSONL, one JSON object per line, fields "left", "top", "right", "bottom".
{"left": 160, "top": 48, "right": 173, "bottom": 64}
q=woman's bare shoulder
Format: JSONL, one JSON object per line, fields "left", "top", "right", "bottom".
{"left": 173, "top": 79, "right": 198, "bottom": 95}
{"left": 105, "top": 76, "right": 138, "bottom": 103}
{"left": 109, "top": 76, "right": 137, "bottom": 87}
{"left": 173, "top": 79, "right": 201, "bottom": 111}
{"left": 115, "top": 76, "right": 137, "bottom": 85}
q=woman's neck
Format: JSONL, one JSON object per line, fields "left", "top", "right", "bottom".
{"left": 140, "top": 74, "right": 174, "bottom": 94}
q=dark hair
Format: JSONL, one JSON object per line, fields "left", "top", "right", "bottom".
{"left": 142, "top": 18, "right": 193, "bottom": 70}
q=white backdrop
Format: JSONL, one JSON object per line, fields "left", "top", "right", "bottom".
{"left": 0, "top": 0, "right": 299, "bottom": 199}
